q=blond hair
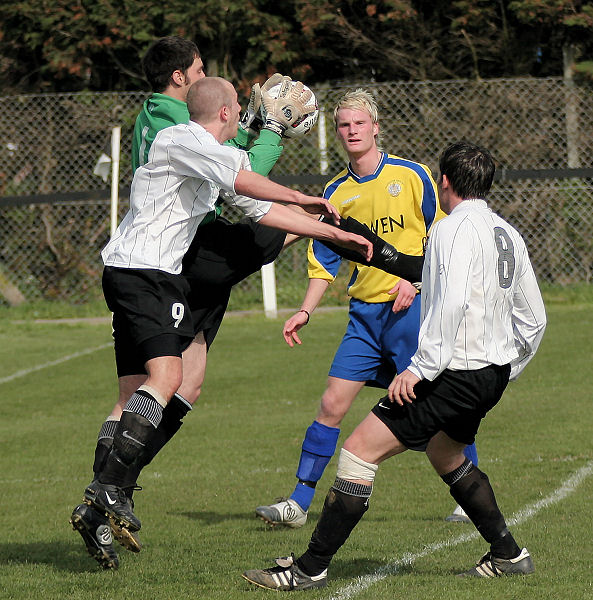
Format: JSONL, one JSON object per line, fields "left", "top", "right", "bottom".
{"left": 332, "top": 88, "right": 380, "bottom": 127}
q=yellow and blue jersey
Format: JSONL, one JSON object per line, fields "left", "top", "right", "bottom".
{"left": 308, "top": 152, "right": 443, "bottom": 303}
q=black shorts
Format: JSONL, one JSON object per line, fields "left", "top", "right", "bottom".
{"left": 102, "top": 267, "right": 195, "bottom": 377}
{"left": 182, "top": 216, "right": 286, "bottom": 347}
{"left": 371, "top": 364, "right": 511, "bottom": 451}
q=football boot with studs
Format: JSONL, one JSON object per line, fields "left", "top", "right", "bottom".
{"left": 255, "top": 498, "right": 308, "bottom": 528}
{"left": 84, "top": 480, "right": 141, "bottom": 532}
{"left": 70, "top": 503, "right": 119, "bottom": 570}
{"left": 242, "top": 555, "right": 327, "bottom": 591}
{"left": 458, "top": 547, "right": 534, "bottom": 577}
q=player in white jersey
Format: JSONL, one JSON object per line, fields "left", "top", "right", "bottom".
{"left": 102, "top": 122, "right": 275, "bottom": 273}
{"left": 242, "top": 141, "right": 547, "bottom": 590}
{"left": 72, "top": 76, "right": 373, "bottom": 569}
{"left": 76, "top": 38, "right": 309, "bottom": 562}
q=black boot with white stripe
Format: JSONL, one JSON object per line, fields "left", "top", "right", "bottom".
{"left": 242, "top": 555, "right": 327, "bottom": 591}
{"left": 458, "top": 547, "right": 534, "bottom": 577}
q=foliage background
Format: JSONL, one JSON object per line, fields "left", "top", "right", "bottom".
{"left": 1, "top": 1, "right": 593, "bottom": 94}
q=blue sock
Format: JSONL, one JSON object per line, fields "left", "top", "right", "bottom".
{"left": 464, "top": 443, "right": 478, "bottom": 467}
{"left": 289, "top": 421, "right": 340, "bottom": 512}
{"left": 291, "top": 482, "right": 316, "bottom": 512}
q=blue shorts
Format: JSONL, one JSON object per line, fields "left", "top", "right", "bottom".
{"left": 329, "top": 296, "right": 421, "bottom": 388}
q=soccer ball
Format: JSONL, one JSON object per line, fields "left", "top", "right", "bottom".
{"left": 263, "top": 82, "right": 319, "bottom": 138}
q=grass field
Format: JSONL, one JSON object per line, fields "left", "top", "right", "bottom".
{"left": 0, "top": 302, "right": 592, "bottom": 599}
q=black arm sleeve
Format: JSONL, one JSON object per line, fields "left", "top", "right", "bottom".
{"left": 319, "top": 216, "right": 424, "bottom": 283}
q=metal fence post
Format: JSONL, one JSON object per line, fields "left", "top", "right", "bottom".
{"left": 261, "top": 262, "right": 277, "bottom": 318}
{"left": 110, "top": 126, "right": 121, "bottom": 237}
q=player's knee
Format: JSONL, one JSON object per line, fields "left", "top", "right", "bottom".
{"left": 144, "top": 374, "right": 182, "bottom": 402}
{"left": 319, "top": 390, "right": 351, "bottom": 423}
{"left": 427, "top": 448, "right": 468, "bottom": 477}
{"left": 335, "top": 448, "right": 378, "bottom": 483}
{"left": 177, "top": 371, "right": 205, "bottom": 405}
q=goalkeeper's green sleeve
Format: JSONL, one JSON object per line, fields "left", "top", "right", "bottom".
{"left": 225, "top": 129, "right": 283, "bottom": 176}
{"left": 320, "top": 216, "right": 424, "bottom": 283}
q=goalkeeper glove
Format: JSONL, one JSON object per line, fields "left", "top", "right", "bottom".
{"left": 261, "top": 77, "right": 316, "bottom": 137}
{"left": 320, "top": 216, "right": 424, "bottom": 284}
{"left": 239, "top": 82, "right": 264, "bottom": 137}
{"left": 261, "top": 72, "right": 285, "bottom": 95}
{"left": 238, "top": 73, "right": 284, "bottom": 137}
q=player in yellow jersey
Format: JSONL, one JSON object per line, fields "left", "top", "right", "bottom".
{"left": 255, "top": 88, "right": 475, "bottom": 528}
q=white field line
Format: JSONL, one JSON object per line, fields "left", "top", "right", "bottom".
{"left": 328, "top": 459, "right": 593, "bottom": 600}
{"left": 0, "top": 343, "right": 111, "bottom": 384}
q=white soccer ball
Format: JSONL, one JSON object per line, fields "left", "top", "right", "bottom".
{"left": 263, "top": 82, "right": 319, "bottom": 138}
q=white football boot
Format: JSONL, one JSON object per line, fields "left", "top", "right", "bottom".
{"left": 255, "top": 498, "right": 308, "bottom": 528}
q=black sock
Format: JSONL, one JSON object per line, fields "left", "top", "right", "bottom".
{"left": 297, "top": 479, "right": 370, "bottom": 576}
{"left": 97, "top": 393, "right": 192, "bottom": 494}
{"left": 443, "top": 459, "right": 521, "bottom": 559}
{"left": 98, "top": 390, "right": 163, "bottom": 488}
{"left": 124, "top": 393, "right": 193, "bottom": 490}
{"left": 92, "top": 419, "right": 118, "bottom": 477}
{"left": 141, "top": 393, "right": 192, "bottom": 468}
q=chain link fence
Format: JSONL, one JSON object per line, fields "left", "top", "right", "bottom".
{"left": 0, "top": 77, "right": 592, "bottom": 308}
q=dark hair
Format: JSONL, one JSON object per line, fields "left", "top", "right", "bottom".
{"left": 142, "top": 36, "right": 200, "bottom": 92}
{"left": 439, "top": 141, "right": 495, "bottom": 199}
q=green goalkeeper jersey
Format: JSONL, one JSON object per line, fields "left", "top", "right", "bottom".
{"left": 131, "top": 92, "right": 283, "bottom": 175}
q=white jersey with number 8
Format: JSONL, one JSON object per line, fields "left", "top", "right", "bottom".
{"left": 409, "top": 199, "right": 546, "bottom": 382}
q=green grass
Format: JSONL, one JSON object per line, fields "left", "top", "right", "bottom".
{"left": 0, "top": 304, "right": 592, "bottom": 599}
{"left": 2, "top": 281, "right": 592, "bottom": 320}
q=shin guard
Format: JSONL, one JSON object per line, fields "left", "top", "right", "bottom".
{"left": 297, "top": 479, "right": 370, "bottom": 575}
{"left": 98, "top": 399, "right": 160, "bottom": 488}
{"left": 92, "top": 419, "right": 118, "bottom": 477}
{"left": 296, "top": 421, "right": 340, "bottom": 484}
{"left": 141, "top": 393, "right": 192, "bottom": 469}
{"left": 292, "top": 422, "right": 340, "bottom": 511}
{"left": 444, "top": 460, "right": 520, "bottom": 559}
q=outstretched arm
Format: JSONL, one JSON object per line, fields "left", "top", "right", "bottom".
{"left": 234, "top": 168, "right": 347, "bottom": 224}
{"left": 258, "top": 204, "right": 372, "bottom": 262}
{"left": 320, "top": 216, "right": 424, "bottom": 283}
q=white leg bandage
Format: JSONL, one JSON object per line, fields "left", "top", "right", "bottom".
{"left": 336, "top": 448, "right": 378, "bottom": 483}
